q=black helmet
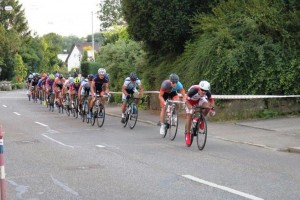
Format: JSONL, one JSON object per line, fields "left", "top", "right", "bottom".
{"left": 129, "top": 72, "right": 137, "bottom": 81}
{"left": 58, "top": 74, "right": 63, "bottom": 79}
{"left": 169, "top": 73, "right": 179, "bottom": 83}
{"left": 88, "top": 74, "right": 94, "bottom": 81}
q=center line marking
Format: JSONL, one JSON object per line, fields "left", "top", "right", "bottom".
{"left": 35, "top": 121, "right": 48, "bottom": 127}
{"left": 42, "top": 134, "right": 74, "bottom": 148}
{"left": 96, "top": 145, "right": 105, "bottom": 148}
{"left": 13, "top": 112, "right": 21, "bottom": 116}
{"left": 182, "top": 175, "right": 264, "bottom": 200}
{"left": 2, "top": 105, "right": 7, "bottom": 107}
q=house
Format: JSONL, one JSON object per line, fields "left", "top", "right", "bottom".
{"left": 65, "top": 42, "right": 100, "bottom": 72}
{"left": 57, "top": 53, "right": 68, "bottom": 62}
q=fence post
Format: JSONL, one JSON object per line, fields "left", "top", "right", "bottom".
{"left": 0, "top": 126, "right": 6, "bottom": 200}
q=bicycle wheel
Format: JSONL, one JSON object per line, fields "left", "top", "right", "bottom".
{"left": 74, "top": 99, "right": 79, "bottom": 118}
{"left": 196, "top": 115, "right": 207, "bottom": 150}
{"left": 168, "top": 109, "right": 178, "bottom": 141}
{"left": 128, "top": 104, "right": 138, "bottom": 129}
{"left": 82, "top": 101, "right": 87, "bottom": 122}
{"left": 96, "top": 104, "right": 105, "bottom": 127}
{"left": 91, "top": 109, "right": 98, "bottom": 126}
{"left": 49, "top": 94, "right": 54, "bottom": 112}
{"left": 123, "top": 105, "right": 130, "bottom": 128}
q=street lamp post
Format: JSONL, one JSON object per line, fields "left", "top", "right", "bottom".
{"left": 91, "top": 11, "right": 95, "bottom": 62}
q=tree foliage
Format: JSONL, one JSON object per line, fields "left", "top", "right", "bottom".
{"left": 121, "top": 0, "right": 212, "bottom": 56}
{"left": 97, "top": 0, "right": 124, "bottom": 30}
{"left": 175, "top": 0, "right": 300, "bottom": 95}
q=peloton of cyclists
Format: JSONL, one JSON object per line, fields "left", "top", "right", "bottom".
{"left": 184, "top": 80, "right": 215, "bottom": 146}
{"left": 158, "top": 73, "right": 186, "bottom": 135}
{"left": 121, "top": 72, "right": 144, "bottom": 123}
{"left": 89, "top": 68, "right": 110, "bottom": 119}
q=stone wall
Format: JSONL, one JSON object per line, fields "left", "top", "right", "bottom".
{"left": 0, "top": 81, "right": 12, "bottom": 91}
{"left": 145, "top": 93, "right": 300, "bottom": 120}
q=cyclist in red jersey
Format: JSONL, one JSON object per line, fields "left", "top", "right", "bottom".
{"left": 184, "top": 80, "right": 216, "bottom": 146}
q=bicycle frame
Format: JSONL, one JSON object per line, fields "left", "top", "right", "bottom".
{"left": 123, "top": 95, "right": 139, "bottom": 129}
{"left": 162, "top": 99, "right": 184, "bottom": 140}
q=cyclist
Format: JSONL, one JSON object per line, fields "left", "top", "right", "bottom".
{"left": 89, "top": 68, "right": 110, "bottom": 118}
{"left": 121, "top": 72, "right": 144, "bottom": 123}
{"left": 69, "top": 77, "right": 81, "bottom": 108}
{"left": 78, "top": 74, "right": 93, "bottom": 114}
{"left": 184, "top": 80, "right": 215, "bottom": 146}
{"left": 54, "top": 74, "right": 66, "bottom": 104}
{"left": 29, "top": 74, "right": 40, "bottom": 102}
{"left": 45, "top": 74, "right": 55, "bottom": 102}
{"left": 158, "top": 73, "right": 186, "bottom": 135}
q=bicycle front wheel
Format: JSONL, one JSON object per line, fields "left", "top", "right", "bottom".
{"left": 169, "top": 111, "right": 178, "bottom": 141}
{"left": 196, "top": 116, "right": 207, "bottom": 150}
{"left": 97, "top": 105, "right": 105, "bottom": 127}
{"left": 128, "top": 105, "right": 138, "bottom": 129}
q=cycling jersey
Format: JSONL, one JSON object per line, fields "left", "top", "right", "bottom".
{"left": 186, "top": 85, "right": 213, "bottom": 106}
{"left": 54, "top": 77, "right": 65, "bottom": 89}
{"left": 80, "top": 80, "right": 91, "bottom": 95}
{"left": 123, "top": 77, "right": 141, "bottom": 94}
{"left": 69, "top": 82, "right": 80, "bottom": 93}
{"left": 93, "top": 74, "right": 109, "bottom": 93}
{"left": 159, "top": 80, "right": 184, "bottom": 100}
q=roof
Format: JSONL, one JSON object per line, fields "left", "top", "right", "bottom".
{"left": 65, "top": 42, "right": 100, "bottom": 63}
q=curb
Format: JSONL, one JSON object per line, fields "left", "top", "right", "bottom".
{"left": 287, "top": 147, "right": 300, "bottom": 154}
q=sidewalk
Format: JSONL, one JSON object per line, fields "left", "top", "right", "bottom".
{"left": 105, "top": 105, "right": 300, "bottom": 154}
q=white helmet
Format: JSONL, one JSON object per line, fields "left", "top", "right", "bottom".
{"left": 199, "top": 80, "right": 210, "bottom": 91}
{"left": 98, "top": 68, "right": 106, "bottom": 75}
{"left": 68, "top": 77, "right": 74, "bottom": 83}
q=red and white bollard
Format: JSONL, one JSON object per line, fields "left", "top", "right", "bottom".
{"left": 0, "top": 126, "right": 6, "bottom": 200}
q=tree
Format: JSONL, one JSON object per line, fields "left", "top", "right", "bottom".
{"left": 14, "top": 53, "right": 27, "bottom": 82}
{"left": 121, "top": 0, "right": 212, "bottom": 56}
{"left": 97, "top": 0, "right": 124, "bottom": 30}
{"left": 176, "top": 0, "right": 300, "bottom": 95}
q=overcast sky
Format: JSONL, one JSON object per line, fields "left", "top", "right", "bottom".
{"left": 18, "top": 0, "right": 100, "bottom": 37}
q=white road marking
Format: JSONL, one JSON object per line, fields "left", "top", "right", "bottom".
{"left": 35, "top": 121, "right": 48, "bottom": 127}
{"left": 42, "top": 134, "right": 74, "bottom": 148}
{"left": 13, "top": 112, "right": 21, "bottom": 116}
{"left": 2, "top": 105, "right": 7, "bottom": 107}
{"left": 51, "top": 175, "right": 79, "bottom": 196}
{"left": 96, "top": 145, "right": 105, "bottom": 148}
{"left": 182, "top": 175, "right": 264, "bottom": 200}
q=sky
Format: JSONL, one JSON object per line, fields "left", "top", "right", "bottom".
{"left": 18, "top": 0, "right": 100, "bottom": 37}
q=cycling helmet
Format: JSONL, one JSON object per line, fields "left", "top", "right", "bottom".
{"left": 68, "top": 77, "right": 74, "bottom": 83}
{"left": 28, "top": 74, "right": 33, "bottom": 79}
{"left": 42, "top": 73, "right": 47, "bottom": 77}
{"left": 49, "top": 74, "right": 55, "bottom": 80}
{"left": 169, "top": 73, "right": 179, "bottom": 83}
{"left": 74, "top": 77, "right": 80, "bottom": 84}
{"left": 129, "top": 72, "right": 137, "bottom": 81}
{"left": 98, "top": 68, "right": 106, "bottom": 75}
{"left": 88, "top": 74, "right": 94, "bottom": 81}
{"left": 58, "top": 74, "right": 63, "bottom": 79}
{"left": 199, "top": 80, "right": 210, "bottom": 91}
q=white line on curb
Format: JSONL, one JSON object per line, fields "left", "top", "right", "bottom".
{"left": 13, "top": 112, "right": 21, "bottom": 116}
{"left": 182, "top": 175, "right": 264, "bottom": 200}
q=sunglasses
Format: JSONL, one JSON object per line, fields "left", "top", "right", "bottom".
{"left": 200, "top": 89, "right": 207, "bottom": 92}
{"left": 171, "top": 81, "right": 178, "bottom": 84}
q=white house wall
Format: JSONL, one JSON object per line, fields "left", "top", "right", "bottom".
{"left": 67, "top": 46, "right": 81, "bottom": 72}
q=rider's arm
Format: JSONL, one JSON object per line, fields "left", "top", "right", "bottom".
{"left": 90, "top": 81, "right": 95, "bottom": 97}
{"left": 138, "top": 85, "right": 144, "bottom": 96}
{"left": 104, "top": 82, "right": 109, "bottom": 94}
{"left": 158, "top": 89, "right": 165, "bottom": 105}
{"left": 122, "top": 84, "right": 128, "bottom": 97}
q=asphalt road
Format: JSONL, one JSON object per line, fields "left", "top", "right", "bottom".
{"left": 1, "top": 90, "right": 300, "bottom": 200}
